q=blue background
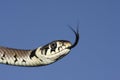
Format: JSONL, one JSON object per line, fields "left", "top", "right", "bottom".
{"left": 0, "top": 0, "right": 119, "bottom": 80}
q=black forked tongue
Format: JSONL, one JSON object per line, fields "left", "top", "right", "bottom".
{"left": 68, "top": 25, "right": 79, "bottom": 49}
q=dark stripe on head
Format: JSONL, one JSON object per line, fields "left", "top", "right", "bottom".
{"left": 30, "top": 49, "right": 39, "bottom": 59}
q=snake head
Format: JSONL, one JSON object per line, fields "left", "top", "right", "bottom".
{"left": 40, "top": 40, "right": 72, "bottom": 60}
{"left": 37, "top": 26, "right": 79, "bottom": 65}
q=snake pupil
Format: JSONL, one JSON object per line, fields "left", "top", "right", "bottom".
{"left": 50, "top": 42, "right": 57, "bottom": 52}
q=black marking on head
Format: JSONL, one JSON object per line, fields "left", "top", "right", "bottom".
{"left": 39, "top": 58, "right": 43, "bottom": 62}
{"left": 58, "top": 46, "right": 62, "bottom": 51}
{"left": 41, "top": 46, "right": 49, "bottom": 55}
{"left": 30, "top": 49, "right": 43, "bottom": 62}
{"left": 45, "top": 47, "right": 49, "bottom": 55}
{"left": 30, "top": 49, "right": 38, "bottom": 59}
{"left": 62, "top": 41, "right": 65, "bottom": 46}
{"left": 14, "top": 54, "right": 18, "bottom": 62}
{"left": 50, "top": 42, "right": 57, "bottom": 52}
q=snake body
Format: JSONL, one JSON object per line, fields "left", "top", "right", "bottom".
{"left": 0, "top": 26, "right": 79, "bottom": 67}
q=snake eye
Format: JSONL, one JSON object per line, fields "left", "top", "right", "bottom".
{"left": 50, "top": 42, "right": 57, "bottom": 52}
{"left": 50, "top": 42, "right": 57, "bottom": 49}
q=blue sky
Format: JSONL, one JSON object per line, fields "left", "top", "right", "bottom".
{"left": 0, "top": 0, "right": 119, "bottom": 80}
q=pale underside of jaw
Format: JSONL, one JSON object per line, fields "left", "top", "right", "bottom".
{"left": 45, "top": 49, "right": 70, "bottom": 59}
{"left": 38, "top": 49, "right": 70, "bottom": 65}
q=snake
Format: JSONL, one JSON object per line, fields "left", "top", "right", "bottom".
{"left": 0, "top": 26, "right": 79, "bottom": 67}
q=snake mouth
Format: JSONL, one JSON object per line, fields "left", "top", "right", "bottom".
{"left": 45, "top": 48, "right": 70, "bottom": 60}
{"left": 68, "top": 25, "right": 79, "bottom": 49}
